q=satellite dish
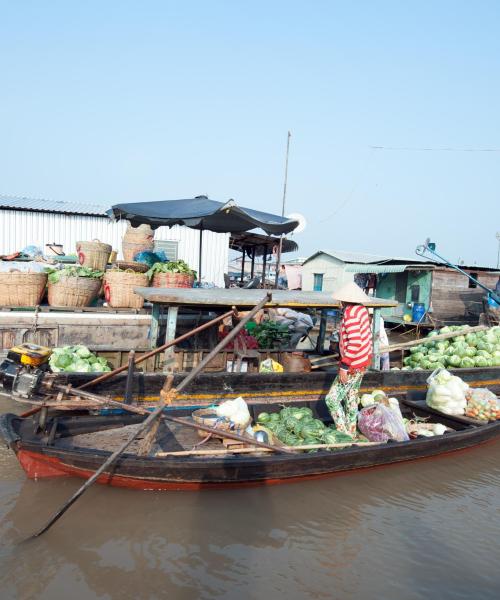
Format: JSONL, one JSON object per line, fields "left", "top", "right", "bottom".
{"left": 287, "top": 212, "right": 307, "bottom": 234}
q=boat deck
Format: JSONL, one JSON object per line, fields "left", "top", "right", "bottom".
{"left": 55, "top": 418, "right": 224, "bottom": 455}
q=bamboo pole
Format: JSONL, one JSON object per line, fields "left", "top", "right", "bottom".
{"left": 28, "top": 294, "right": 273, "bottom": 539}
{"left": 379, "top": 324, "right": 488, "bottom": 353}
{"left": 155, "top": 440, "right": 382, "bottom": 457}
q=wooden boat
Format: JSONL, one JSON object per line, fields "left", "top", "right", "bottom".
{"left": 52, "top": 367, "right": 500, "bottom": 409}
{"left": 2, "top": 392, "right": 500, "bottom": 490}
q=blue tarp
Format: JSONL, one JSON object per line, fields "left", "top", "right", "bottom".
{"left": 108, "top": 196, "right": 299, "bottom": 235}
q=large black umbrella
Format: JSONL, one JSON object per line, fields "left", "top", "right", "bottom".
{"left": 108, "top": 196, "right": 299, "bottom": 282}
{"left": 107, "top": 196, "right": 299, "bottom": 235}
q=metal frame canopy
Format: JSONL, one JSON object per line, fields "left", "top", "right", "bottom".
{"left": 108, "top": 195, "right": 299, "bottom": 235}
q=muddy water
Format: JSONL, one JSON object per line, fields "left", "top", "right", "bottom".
{"left": 1, "top": 396, "right": 500, "bottom": 600}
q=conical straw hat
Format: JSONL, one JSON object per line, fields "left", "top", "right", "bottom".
{"left": 331, "top": 281, "right": 371, "bottom": 304}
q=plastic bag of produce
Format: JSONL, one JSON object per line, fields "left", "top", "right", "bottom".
{"left": 465, "top": 388, "right": 500, "bottom": 421}
{"left": 426, "top": 369, "right": 468, "bottom": 415}
{"left": 259, "top": 358, "right": 284, "bottom": 373}
{"left": 216, "top": 396, "right": 251, "bottom": 427}
{"left": 357, "top": 404, "right": 409, "bottom": 443}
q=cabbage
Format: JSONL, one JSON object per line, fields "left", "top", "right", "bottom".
{"left": 460, "top": 357, "right": 475, "bottom": 368}
{"left": 49, "top": 345, "right": 110, "bottom": 373}
{"left": 446, "top": 354, "right": 462, "bottom": 368}
{"left": 474, "top": 356, "right": 488, "bottom": 367}
{"left": 74, "top": 345, "right": 92, "bottom": 358}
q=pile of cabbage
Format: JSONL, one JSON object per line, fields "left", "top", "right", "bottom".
{"left": 402, "top": 325, "right": 500, "bottom": 370}
{"left": 49, "top": 345, "right": 111, "bottom": 373}
{"left": 257, "top": 406, "right": 353, "bottom": 446}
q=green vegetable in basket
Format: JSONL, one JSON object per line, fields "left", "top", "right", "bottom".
{"left": 45, "top": 266, "right": 104, "bottom": 284}
{"left": 146, "top": 260, "right": 197, "bottom": 279}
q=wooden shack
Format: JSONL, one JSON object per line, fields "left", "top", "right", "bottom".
{"left": 375, "top": 264, "right": 499, "bottom": 326}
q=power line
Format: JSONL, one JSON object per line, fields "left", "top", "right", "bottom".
{"left": 370, "top": 145, "right": 500, "bottom": 152}
{"left": 318, "top": 147, "right": 376, "bottom": 224}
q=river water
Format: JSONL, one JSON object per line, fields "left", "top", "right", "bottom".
{"left": 1, "top": 395, "right": 499, "bottom": 600}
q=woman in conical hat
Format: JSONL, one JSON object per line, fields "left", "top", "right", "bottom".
{"left": 325, "top": 282, "right": 373, "bottom": 436}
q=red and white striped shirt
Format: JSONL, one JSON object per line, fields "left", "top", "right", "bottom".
{"left": 339, "top": 304, "right": 372, "bottom": 371}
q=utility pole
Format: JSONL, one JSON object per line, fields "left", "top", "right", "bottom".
{"left": 274, "top": 131, "right": 291, "bottom": 288}
{"left": 496, "top": 232, "right": 500, "bottom": 269}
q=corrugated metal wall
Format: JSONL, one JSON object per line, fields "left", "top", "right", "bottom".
{"left": 0, "top": 209, "right": 229, "bottom": 286}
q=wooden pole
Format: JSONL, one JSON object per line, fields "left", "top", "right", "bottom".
{"left": 76, "top": 309, "right": 235, "bottom": 390}
{"left": 379, "top": 324, "right": 487, "bottom": 353}
{"left": 155, "top": 440, "right": 381, "bottom": 457}
{"left": 123, "top": 351, "right": 135, "bottom": 404}
{"left": 29, "top": 294, "right": 272, "bottom": 539}
{"left": 274, "top": 131, "right": 291, "bottom": 288}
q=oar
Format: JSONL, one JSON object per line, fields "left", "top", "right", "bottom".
{"left": 28, "top": 293, "right": 271, "bottom": 539}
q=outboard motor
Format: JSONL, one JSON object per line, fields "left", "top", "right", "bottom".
{"left": 0, "top": 343, "right": 52, "bottom": 399}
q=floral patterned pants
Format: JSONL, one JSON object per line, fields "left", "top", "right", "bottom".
{"left": 325, "top": 370, "right": 364, "bottom": 437}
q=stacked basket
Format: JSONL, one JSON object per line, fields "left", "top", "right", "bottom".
{"left": 104, "top": 271, "right": 149, "bottom": 308}
{"left": 151, "top": 272, "right": 195, "bottom": 288}
{"left": 48, "top": 275, "right": 101, "bottom": 307}
{"left": 0, "top": 272, "right": 47, "bottom": 307}
{"left": 76, "top": 240, "right": 112, "bottom": 271}
{"left": 122, "top": 225, "right": 154, "bottom": 262}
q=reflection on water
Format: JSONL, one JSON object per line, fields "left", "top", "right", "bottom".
{"left": 1, "top": 397, "right": 500, "bottom": 600}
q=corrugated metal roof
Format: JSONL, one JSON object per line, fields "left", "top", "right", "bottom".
{"left": 345, "top": 263, "right": 435, "bottom": 273}
{"left": 0, "top": 195, "right": 109, "bottom": 216}
{"left": 303, "top": 249, "right": 435, "bottom": 266}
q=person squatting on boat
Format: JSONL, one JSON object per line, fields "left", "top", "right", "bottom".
{"left": 325, "top": 282, "right": 373, "bottom": 436}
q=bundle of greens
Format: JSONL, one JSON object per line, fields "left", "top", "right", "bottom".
{"left": 146, "top": 260, "right": 197, "bottom": 279}
{"left": 49, "top": 345, "right": 111, "bottom": 373}
{"left": 253, "top": 320, "right": 291, "bottom": 349}
{"left": 45, "top": 266, "right": 103, "bottom": 284}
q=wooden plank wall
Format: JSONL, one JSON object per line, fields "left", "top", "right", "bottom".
{"left": 431, "top": 269, "right": 498, "bottom": 323}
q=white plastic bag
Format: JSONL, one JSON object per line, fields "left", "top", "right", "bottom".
{"left": 426, "top": 369, "right": 468, "bottom": 415}
{"left": 216, "top": 396, "right": 251, "bottom": 427}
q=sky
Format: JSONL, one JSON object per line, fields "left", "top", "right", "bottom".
{"left": 1, "top": 0, "right": 499, "bottom": 267}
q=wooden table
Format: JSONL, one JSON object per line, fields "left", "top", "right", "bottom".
{"left": 135, "top": 288, "right": 398, "bottom": 371}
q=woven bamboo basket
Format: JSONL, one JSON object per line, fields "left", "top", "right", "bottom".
{"left": 48, "top": 276, "right": 101, "bottom": 307}
{"left": 0, "top": 272, "right": 47, "bottom": 307}
{"left": 112, "top": 260, "right": 149, "bottom": 273}
{"left": 104, "top": 271, "right": 148, "bottom": 308}
{"left": 122, "top": 225, "right": 154, "bottom": 261}
{"left": 76, "top": 240, "right": 112, "bottom": 271}
{"left": 192, "top": 408, "right": 250, "bottom": 439}
{"left": 152, "top": 272, "right": 195, "bottom": 289}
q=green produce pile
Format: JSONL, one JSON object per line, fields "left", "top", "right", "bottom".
{"left": 252, "top": 321, "right": 291, "bottom": 349}
{"left": 257, "top": 406, "right": 353, "bottom": 447}
{"left": 49, "top": 345, "right": 111, "bottom": 373}
{"left": 45, "top": 266, "right": 103, "bottom": 284}
{"left": 146, "top": 260, "right": 197, "bottom": 279}
{"left": 402, "top": 325, "right": 500, "bottom": 370}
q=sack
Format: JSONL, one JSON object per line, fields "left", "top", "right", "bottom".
{"left": 426, "top": 369, "right": 468, "bottom": 415}
{"left": 465, "top": 388, "right": 500, "bottom": 421}
{"left": 259, "top": 358, "right": 284, "bottom": 373}
{"left": 358, "top": 404, "right": 409, "bottom": 442}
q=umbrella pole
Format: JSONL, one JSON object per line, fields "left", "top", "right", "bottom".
{"left": 240, "top": 248, "right": 246, "bottom": 284}
{"left": 198, "top": 229, "right": 203, "bottom": 283}
{"left": 262, "top": 246, "right": 267, "bottom": 286}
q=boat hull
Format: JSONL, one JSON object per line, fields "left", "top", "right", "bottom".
{"left": 3, "top": 409, "right": 500, "bottom": 491}
{"left": 54, "top": 367, "right": 500, "bottom": 409}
